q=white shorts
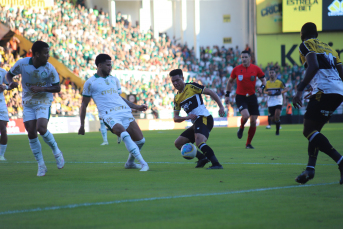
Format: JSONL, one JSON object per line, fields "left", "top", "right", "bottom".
{"left": 103, "top": 112, "right": 135, "bottom": 130}
{"left": 23, "top": 105, "right": 51, "bottom": 122}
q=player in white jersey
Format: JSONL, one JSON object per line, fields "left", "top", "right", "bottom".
{"left": 264, "top": 68, "right": 288, "bottom": 135}
{"left": 99, "top": 76, "right": 122, "bottom": 145}
{"left": 0, "top": 68, "right": 10, "bottom": 161}
{"left": 293, "top": 23, "right": 343, "bottom": 185}
{"left": 6, "top": 41, "right": 65, "bottom": 176}
{"left": 78, "top": 54, "right": 149, "bottom": 171}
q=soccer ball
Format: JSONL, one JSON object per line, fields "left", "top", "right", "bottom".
{"left": 181, "top": 143, "right": 197, "bottom": 160}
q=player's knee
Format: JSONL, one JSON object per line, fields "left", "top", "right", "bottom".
{"left": 0, "top": 126, "right": 6, "bottom": 135}
{"left": 135, "top": 137, "right": 145, "bottom": 150}
{"left": 174, "top": 139, "right": 182, "bottom": 150}
{"left": 37, "top": 126, "right": 47, "bottom": 135}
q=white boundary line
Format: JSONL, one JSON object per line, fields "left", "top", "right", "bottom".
{"left": 0, "top": 161, "right": 336, "bottom": 166}
{"left": 0, "top": 182, "right": 336, "bottom": 216}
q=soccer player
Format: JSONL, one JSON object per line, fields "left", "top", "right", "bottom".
{"left": 225, "top": 50, "right": 266, "bottom": 149}
{"left": 293, "top": 22, "right": 343, "bottom": 184}
{"left": 264, "top": 68, "right": 288, "bottom": 135}
{"left": 78, "top": 54, "right": 149, "bottom": 171}
{"left": 6, "top": 41, "right": 65, "bottom": 176}
{"left": 170, "top": 69, "right": 225, "bottom": 169}
{"left": 0, "top": 67, "right": 10, "bottom": 161}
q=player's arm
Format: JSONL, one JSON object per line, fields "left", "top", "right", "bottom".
{"left": 30, "top": 83, "right": 61, "bottom": 93}
{"left": 225, "top": 77, "right": 235, "bottom": 104}
{"left": 78, "top": 96, "right": 91, "bottom": 135}
{"left": 121, "top": 97, "right": 147, "bottom": 112}
{"left": 6, "top": 72, "right": 18, "bottom": 90}
{"left": 173, "top": 110, "right": 197, "bottom": 123}
{"left": 203, "top": 88, "right": 225, "bottom": 117}
{"left": 258, "top": 77, "right": 266, "bottom": 94}
{"left": 293, "top": 53, "right": 319, "bottom": 108}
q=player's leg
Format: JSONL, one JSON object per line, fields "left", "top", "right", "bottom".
{"left": 296, "top": 94, "right": 343, "bottom": 184}
{"left": 99, "top": 119, "right": 108, "bottom": 145}
{"left": 236, "top": 95, "right": 249, "bottom": 139}
{"left": 266, "top": 113, "right": 272, "bottom": 129}
{"left": 175, "top": 127, "right": 209, "bottom": 167}
{"left": 0, "top": 120, "right": 8, "bottom": 161}
{"left": 125, "top": 120, "right": 146, "bottom": 169}
{"left": 194, "top": 116, "right": 222, "bottom": 169}
{"left": 36, "top": 116, "right": 64, "bottom": 169}
{"left": 274, "top": 106, "right": 282, "bottom": 135}
{"left": 110, "top": 118, "right": 149, "bottom": 171}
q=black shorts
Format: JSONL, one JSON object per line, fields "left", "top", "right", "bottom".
{"left": 305, "top": 92, "right": 343, "bottom": 123}
{"left": 236, "top": 94, "right": 260, "bottom": 115}
{"left": 268, "top": 105, "right": 282, "bottom": 116}
{"left": 180, "top": 115, "right": 214, "bottom": 143}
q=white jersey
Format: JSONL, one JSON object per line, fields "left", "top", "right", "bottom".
{"left": 83, "top": 74, "right": 129, "bottom": 118}
{"left": 9, "top": 57, "right": 60, "bottom": 106}
{"left": 0, "top": 68, "right": 8, "bottom": 110}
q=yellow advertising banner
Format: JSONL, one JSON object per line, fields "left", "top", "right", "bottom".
{"left": 256, "top": 0, "right": 282, "bottom": 34}
{"left": 256, "top": 32, "right": 343, "bottom": 67}
{"left": 0, "top": 0, "right": 54, "bottom": 8}
{"left": 282, "top": 0, "right": 323, "bottom": 32}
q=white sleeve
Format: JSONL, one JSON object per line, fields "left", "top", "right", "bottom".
{"left": 50, "top": 66, "right": 60, "bottom": 85}
{"left": 9, "top": 59, "right": 24, "bottom": 76}
{"left": 82, "top": 79, "right": 92, "bottom": 97}
{"left": 115, "top": 77, "right": 122, "bottom": 94}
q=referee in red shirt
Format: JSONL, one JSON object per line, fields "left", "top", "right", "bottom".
{"left": 225, "top": 50, "right": 266, "bottom": 149}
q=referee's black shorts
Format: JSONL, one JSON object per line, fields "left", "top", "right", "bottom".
{"left": 236, "top": 94, "right": 260, "bottom": 115}
{"left": 180, "top": 115, "right": 214, "bottom": 143}
{"left": 305, "top": 92, "right": 343, "bottom": 123}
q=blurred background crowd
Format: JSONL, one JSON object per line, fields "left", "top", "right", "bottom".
{"left": 0, "top": 0, "right": 307, "bottom": 120}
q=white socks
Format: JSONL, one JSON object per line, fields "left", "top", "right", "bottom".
{"left": 42, "top": 130, "right": 60, "bottom": 156}
{"left": 29, "top": 138, "right": 44, "bottom": 166}
{"left": 121, "top": 132, "right": 147, "bottom": 165}
{"left": 100, "top": 121, "right": 108, "bottom": 142}
{"left": 0, "top": 144, "right": 7, "bottom": 157}
{"left": 127, "top": 138, "right": 145, "bottom": 164}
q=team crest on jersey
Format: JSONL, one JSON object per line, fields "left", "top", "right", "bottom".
{"left": 250, "top": 76, "right": 255, "bottom": 81}
{"left": 238, "top": 75, "right": 243, "bottom": 81}
{"left": 41, "top": 71, "right": 48, "bottom": 79}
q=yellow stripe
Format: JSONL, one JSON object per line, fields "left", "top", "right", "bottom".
{"left": 203, "top": 116, "right": 207, "bottom": 125}
{"left": 197, "top": 142, "right": 206, "bottom": 148}
{"left": 306, "top": 130, "right": 318, "bottom": 140}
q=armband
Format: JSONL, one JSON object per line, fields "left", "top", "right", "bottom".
{"left": 297, "top": 81, "right": 307, "bottom": 92}
{"left": 225, "top": 91, "right": 231, "bottom": 97}
{"left": 260, "top": 85, "right": 265, "bottom": 92}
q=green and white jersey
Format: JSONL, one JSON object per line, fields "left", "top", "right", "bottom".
{"left": 9, "top": 57, "right": 60, "bottom": 106}
{"left": 0, "top": 68, "right": 7, "bottom": 108}
{"left": 82, "top": 74, "right": 129, "bottom": 118}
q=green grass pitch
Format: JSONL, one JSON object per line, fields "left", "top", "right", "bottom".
{"left": 1, "top": 123, "right": 343, "bottom": 229}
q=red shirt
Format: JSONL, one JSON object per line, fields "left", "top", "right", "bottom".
{"left": 230, "top": 64, "right": 265, "bottom": 96}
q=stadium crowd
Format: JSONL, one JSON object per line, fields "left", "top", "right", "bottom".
{"left": 0, "top": 0, "right": 308, "bottom": 119}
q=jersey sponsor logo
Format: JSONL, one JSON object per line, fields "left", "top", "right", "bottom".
{"left": 101, "top": 88, "right": 118, "bottom": 95}
{"left": 238, "top": 75, "right": 243, "bottom": 81}
{"left": 182, "top": 101, "right": 192, "bottom": 112}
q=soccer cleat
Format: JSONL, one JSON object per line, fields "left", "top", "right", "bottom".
{"left": 37, "top": 164, "right": 47, "bottom": 176}
{"left": 246, "top": 144, "right": 254, "bottom": 149}
{"left": 339, "top": 163, "right": 343, "bottom": 185}
{"left": 237, "top": 127, "right": 244, "bottom": 139}
{"left": 276, "top": 130, "right": 280, "bottom": 136}
{"left": 140, "top": 164, "right": 149, "bottom": 172}
{"left": 125, "top": 162, "right": 142, "bottom": 169}
{"left": 55, "top": 152, "right": 65, "bottom": 169}
{"left": 100, "top": 141, "right": 109, "bottom": 145}
{"left": 117, "top": 136, "right": 122, "bottom": 144}
{"left": 0, "top": 155, "right": 6, "bottom": 161}
{"left": 195, "top": 158, "right": 210, "bottom": 168}
{"left": 207, "top": 164, "right": 223, "bottom": 169}
{"left": 266, "top": 125, "right": 271, "bottom": 129}
{"left": 295, "top": 169, "right": 315, "bottom": 184}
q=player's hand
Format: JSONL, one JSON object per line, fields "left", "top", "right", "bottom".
{"left": 78, "top": 126, "right": 85, "bottom": 135}
{"left": 30, "top": 86, "right": 43, "bottom": 93}
{"left": 9, "top": 82, "right": 18, "bottom": 90}
{"left": 187, "top": 114, "right": 197, "bottom": 121}
{"left": 292, "top": 91, "right": 303, "bottom": 109}
{"left": 224, "top": 97, "right": 230, "bottom": 105}
{"left": 267, "top": 91, "right": 272, "bottom": 95}
{"left": 136, "top": 104, "right": 148, "bottom": 111}
{"left": 218, "top": 106, "right": 225, "bottom": 117}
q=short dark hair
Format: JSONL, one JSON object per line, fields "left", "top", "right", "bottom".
{"left": 32, "top": 41, "right": 49, "bottom": 55}
{"left": 95, "top": 54, "right": 111, "bottom": 67}
{"left": 169, "top": 69, "right": 183, "bottom": 77}
{"left": 301, "top": 22, "right": 318, "bottom": 39}
{"left": 241, "top": 50, "right": 251, "bottom": 56}
{"left": 269, "top": 67, "right": 276, "bottom": 71}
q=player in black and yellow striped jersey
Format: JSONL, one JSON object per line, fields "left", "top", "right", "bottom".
{"left": 264, "top": 68, "right": 288, "bottom": 135}
{"left": 293, "top": 22, "right": 343, "bottom": 185}
{"left": 169, "top": 69, "right": 225, "bottom": 169}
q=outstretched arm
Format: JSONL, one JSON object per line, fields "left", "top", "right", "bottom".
{"left": 78, "top": 96, "right": 91, "bottom": 135}
{"left": 121, "top": 97, "right": 148, "bottom": 111}
{"left": 203, "top": 88, "right": 225, "bottom": 117}
{"left": 6, "top": 72, "right": 18, "bottom": 90}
